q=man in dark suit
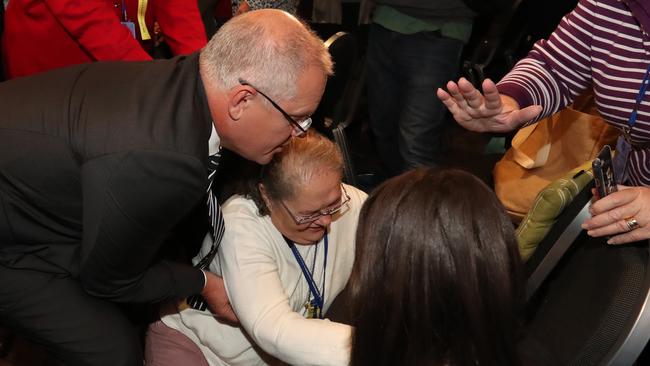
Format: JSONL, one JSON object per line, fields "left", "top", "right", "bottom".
{"left": 0, "top": 9, "right": 332, "bottom": 366}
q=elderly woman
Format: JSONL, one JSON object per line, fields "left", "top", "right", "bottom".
{"left": 145, "top": 132, "right": 367, "bottom": 366}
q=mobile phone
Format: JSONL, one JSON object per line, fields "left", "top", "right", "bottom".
{"left": 592, "top": 145, "right": 618, "bottom": 199}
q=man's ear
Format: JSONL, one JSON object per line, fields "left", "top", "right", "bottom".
{"left": 227, "top": 85, "right": 254, "bottom": 121}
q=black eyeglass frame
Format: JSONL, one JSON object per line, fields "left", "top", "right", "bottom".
{"left": 238, "top": 78, "right": 311, "bottom": 135}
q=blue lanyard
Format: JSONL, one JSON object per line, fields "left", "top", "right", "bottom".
{"left": 626, "top": 63, "right": 650, "bottom": 133}
{"left": 284, "top": 234, "right": 328, "bottom": 319}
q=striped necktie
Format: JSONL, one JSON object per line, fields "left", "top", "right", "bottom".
{"left": 187, "top": 150, "right": 225, "bottom": 311}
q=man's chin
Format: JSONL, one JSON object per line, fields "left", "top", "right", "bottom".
{"left": 255, "top": 154, "right": 274, "bottom": 165}
{"left": 237, "top": 150, "right": 273, "bottom": 165}
{"left": 256, "top": 147, "right": 283, "bottom": 164}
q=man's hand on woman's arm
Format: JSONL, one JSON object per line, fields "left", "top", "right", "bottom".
{"left": 202, "top": 271, "right": 239, "bottom": 325}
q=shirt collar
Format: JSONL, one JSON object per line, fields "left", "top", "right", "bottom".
{"left": 208, "top": 122, "right": 221, "bottom": 156}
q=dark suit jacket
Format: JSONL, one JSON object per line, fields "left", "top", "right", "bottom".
{"left": 0, "top": 52, "right": 212, "bottom": 303}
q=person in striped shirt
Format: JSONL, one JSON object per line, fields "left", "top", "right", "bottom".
{"left": 438, "top": 0, "right": 650, "bottom": 245}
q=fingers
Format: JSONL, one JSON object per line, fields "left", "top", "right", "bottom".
{"left": 438, "top": 77, "right": 531, "bottom": 133}
{"left": 583, "top": 198, "right": 639, "bottom": 234}
{"left": 436, "top": 87, "right": 458, "bottom": 111}
{"left": 606, "top": 226, "right": 650, "bottom": 245}
{"left": 437, "top": 83, "right": 472, "bottom": 123}
{"left": 584, "top": 216, "right": 641, "bottom": 238}
{"left": 441, "top": 78, "right": 507, "bottom": 111}
{"left": 588, "top": 186, "right": 637, "bottom": 215}
{"left": 212, "top": 303, "right": 239, "bottom": 326}
{"left": 458, "top": 78, "right": 483, "bottom": 109}
{"left": 441, "top": 78, "right": 494, "bottom": 120}
{"left": 582, "top": 186, "right": 650, "bottom": 244}
{"left": 445, "top": 80, "right": 470, "bottom": 110}
{"left": 481, "top": 79, "right": 502, "bottom": 109}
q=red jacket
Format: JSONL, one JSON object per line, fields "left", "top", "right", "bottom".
{"left": 1, "top": 0, "right": 207, "bottom": 79}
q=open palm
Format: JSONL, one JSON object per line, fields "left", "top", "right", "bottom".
{"left": 436, "top": 78, "right": 542, "bottom": 133}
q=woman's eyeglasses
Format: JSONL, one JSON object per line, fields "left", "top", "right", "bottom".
{"left": 280, "top": 185, "right": 351, "bottom": 225}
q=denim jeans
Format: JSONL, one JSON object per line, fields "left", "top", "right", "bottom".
{"left": 367, "top": 23, "right": 464, "bottom": 177}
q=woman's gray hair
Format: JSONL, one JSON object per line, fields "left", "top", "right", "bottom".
{"left": 253, "top": 131, "right": 343, "bottom": 216}
{"left": 199, "top": 10, "right": 333, "bottom": 101}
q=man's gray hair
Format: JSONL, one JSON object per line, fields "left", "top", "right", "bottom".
{"left": 200, "top": 11, "right": 333, "bottom": 101}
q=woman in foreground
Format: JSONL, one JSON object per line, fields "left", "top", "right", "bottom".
{"left": 348, "top": 168, "right": 525, "bottom": 366}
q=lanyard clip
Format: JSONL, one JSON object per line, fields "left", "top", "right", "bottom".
{"left": 623, "top": 125, "right": 632, "bottom": 144}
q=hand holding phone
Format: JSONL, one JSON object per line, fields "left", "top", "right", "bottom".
{"left": 592, "top": 145, "right": 618, "bottom": 199}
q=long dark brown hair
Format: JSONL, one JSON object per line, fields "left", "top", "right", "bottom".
{"left": 348, "top": 168, "right": 524, "bottom": 366}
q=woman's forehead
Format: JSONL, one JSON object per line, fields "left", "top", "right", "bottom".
{"left": 286, "top": 173, "right": 341, "bottom": 207}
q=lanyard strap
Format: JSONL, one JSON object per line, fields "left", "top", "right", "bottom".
{"left": 284, "top": 234, "right": 328, "bottom": 318}
{"left": 627, "top": 63, "right": 650, "bottom": 130}
{"left": 120, "top": 0, "right": 128, "bottom": 21}
{"left": 137, "top": 0, "right": 151, "bottom": 40}
{"left": 119, "top": 0, "right": 151, "bottom": 40}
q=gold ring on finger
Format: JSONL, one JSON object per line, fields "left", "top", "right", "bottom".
{"left": 625, "top": 217, "right": 640, "bottom": 231}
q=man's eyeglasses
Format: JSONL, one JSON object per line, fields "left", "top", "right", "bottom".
{"left": 280, "top": 185, "right": 351, "bottom": 225}
{"left": 238, "top": 78, "right": 311, "bottom": 136}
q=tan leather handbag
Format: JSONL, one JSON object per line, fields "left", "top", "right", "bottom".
{"left": 494, "top": 93, "right": 619, "bottom": 222}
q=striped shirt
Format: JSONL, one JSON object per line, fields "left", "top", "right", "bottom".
{"left": 497, "top": 0, "right": 650, "bottom": 185}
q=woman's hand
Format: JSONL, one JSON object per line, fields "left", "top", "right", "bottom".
{"left": 436, "top": 77, "right": 542, "bottom": 133}
{"left": 235, "top": 0, "right": 251, "bottom": 15}
{"left": 582, "top": 185, "right": 650, "bottom": 244}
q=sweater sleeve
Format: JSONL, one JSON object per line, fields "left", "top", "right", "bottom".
{"left": 496, "top": 0, "right": 596, "bottom": 121}
{"left": 219, "top": 205, "right": 352, "bottom": 366}
{"left": 153, "top": 0, "right": 208, "bottom": 55}
{"left": 42, "top": 0, "right": 152, "bottom": 61}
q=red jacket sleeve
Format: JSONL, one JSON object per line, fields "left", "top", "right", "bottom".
{"left": 153, "top": 0, "right": 208, "bottom": 55}
{"left": 42, "top": 0, "right": 152, "bottom": 61}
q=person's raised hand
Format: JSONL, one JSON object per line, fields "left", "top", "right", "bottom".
{"left": 235, "top": 0, "right": 251, "bottom": 15}
{"left": 436, "top": 77, "right": 542, "bottom": 133}
{"left": 582, "top": 185, "right": 650, "bottom": 244}
{"left": 202, "top": 271, "right": 239, "bottom": 325}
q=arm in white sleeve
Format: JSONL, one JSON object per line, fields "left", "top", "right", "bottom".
{"left": 221, "top": 212, "right": 352, "bottom": 366}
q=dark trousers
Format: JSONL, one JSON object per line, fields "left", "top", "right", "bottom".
{"left": 0, "top": 264, "right": 142, "bottom": 366}
{"left": 367, "top": 23, "right": 464, "bottom": 177}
